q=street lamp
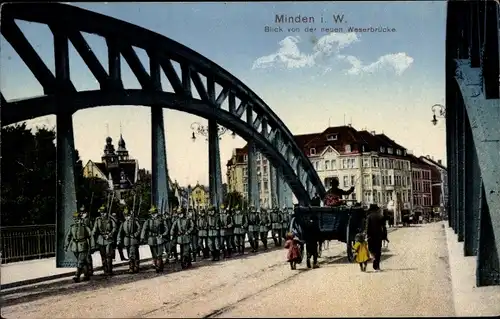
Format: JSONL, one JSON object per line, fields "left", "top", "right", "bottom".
{"left": 431, "top": 104, "right": 446, "bottom": 126}
{"left": 190, "top": 122, "right": 236, "bottom": 142}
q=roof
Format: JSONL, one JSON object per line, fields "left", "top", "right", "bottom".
{"left": 419, "top": 156, "right": 447, "bottom": 170}
{"left": 408, "top": 154, "right": 432, "bottom": 169}
{"left": 94, "top": 161, "right": 137, "bottom": 187}
{"left": 227, "top": 125, "right": 413, "bottom": 165}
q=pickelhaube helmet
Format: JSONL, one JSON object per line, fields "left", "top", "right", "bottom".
{"left": 98, "top": 206, "right": 106, "bottom": 213}
{"left": 73, "top": 211, "right": 80, "bottom": 218}
{"left": 123, "top": 207, "right": 129, "bottom": 215}
{"left": 79, "top": 206, "right": 85, "bottom": 212}
{"left": 149, "top": 206, "right": 158, "bottom": 213}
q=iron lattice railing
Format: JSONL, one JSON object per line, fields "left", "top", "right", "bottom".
{"left": 1, "top": 224, "right": 56, "bottom": 264}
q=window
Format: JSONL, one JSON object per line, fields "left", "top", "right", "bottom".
{"left": 404, "top": 150, "right": 407, "bottom": 156}
{"left": 257, "top": 153, "right": 261, "bottom": 160}
{"left": 325, "top": 160, "right": 330, "bottom": 170}
{"left": 345, "top": 144, "right": 351, "bottom": 153}
{"left": 363, "top": 174, "right": 370, "bottom": 186}
{"left": 243, "top": 183, "right": 248, "bottom": 193}
{"left": 310, "top": 148, "right": 316, "bottom": 155}
{"left": 343, "top": 176, "right": 349, "bottom": 187}
{"left": 351, "top": 193, "right": 356, "bottom": 200}
{"left": 380, "top": 146, "right": 385, "bottom": 153}
{"left": 243, "top": 167, "right": 247, "bottom": 176}
{"left": 327, "top": 134, "right": 338, "bottom": 141}
{"left": 244, "top": 155, "right": 248, "bottom": 162}
{"left": 350, "top": 158, "right": 356, "bottom": 168}
{"left": 350, "top": 175, "right": 356, "bottom": 186}
{"left": 364, "top": 191, "right": 372, "bottom": 203}
{"left": 388, "top": 160, "right": 394, "bottom": 169}
{"left": 331, "top": 159, "right": 336, "bottom": 169}
{"left": 363, "top": 158, "right": 370, "bottom": 168}
{"left": 389, "top": 175, "right": 393, "bottom": 185}
{"left": 396, "top": 149, "right": 402, "bottom": 155}
{"left": 372, "top": 158, "right": 379, "bottom": 168}
{"left": 263, "top": 181, "right": 269, "bottom": 191}
{"left": 362, "top": 145, "right": 366, "bottom": 152}
{"left": 342, "top": 159, "right": 347, "bottom": 169}
{"left": 388, "top": 147, "right": 393, "bottom": 154}
{"left": 314, "top": 161, "right": 319, "bottom": 170}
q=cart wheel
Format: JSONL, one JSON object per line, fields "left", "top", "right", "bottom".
{"left": 346, "top": 215, "right": 355, "bottom": 262}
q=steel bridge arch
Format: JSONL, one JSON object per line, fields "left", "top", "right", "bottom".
{"left": 0, "top": 3, "right": 326, "bottom": 204}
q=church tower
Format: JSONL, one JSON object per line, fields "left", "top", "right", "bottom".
{"left": 101, "top": 136, "right": 119, "bottom": 169}
{"left": 116, "top": 134, "right": 129, "bottom": 161}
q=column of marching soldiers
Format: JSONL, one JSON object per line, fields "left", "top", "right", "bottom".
{"left": 64, "top": 194, "right": 293, "bottom": 283}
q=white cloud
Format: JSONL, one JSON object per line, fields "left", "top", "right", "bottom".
{"left": 252, "top": 33, "right": 413, "bottom": 76}
{"left": 338, "top": 52, "right": 414, "bottom": 76}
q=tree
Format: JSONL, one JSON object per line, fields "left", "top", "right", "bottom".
{"left": 224, "top": 191, "right": 245, "bottom": 209}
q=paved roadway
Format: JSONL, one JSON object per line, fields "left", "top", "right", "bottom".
{"left": 1, "top": 223, "right": 456, "bottom": 318}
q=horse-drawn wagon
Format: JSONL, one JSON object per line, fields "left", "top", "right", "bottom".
{"left": 289, "top": 204, "right": 367, "bottom": 262}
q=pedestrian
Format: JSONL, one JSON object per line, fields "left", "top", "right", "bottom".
{"left": 284, "top": 232, "right": 302, "bottom": 270}
{"left": 365, "top": 204, "right": 387, "bottom": 271}
{"left": 352, "top": 233, "right": 370, "bottom": 272}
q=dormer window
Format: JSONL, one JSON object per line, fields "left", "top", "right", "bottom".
{"left": 403, "top": 150, "right": 407, "bottom": 156}
{"left": 362, "top": 145, "right": 366, "bottom": 152}
{"left": 380, "top": 146, "right": 385, "bottom": 153}
{"left": 244, "top": 155, "right": 248, "bottom": 162}
{"left": 345, "top": 144, "right": 351, "bottom": 152}
{"left": 327, "top": 134, "right": 338, "bottom": 141}
{"left": 396, "top": 149, "right": 402, "bottom": 155}
{"left": 310, "top": 148, "right": 316, "bottom": 155}
{"left": 388, "top": 147, "right": 393, "bottom": 154}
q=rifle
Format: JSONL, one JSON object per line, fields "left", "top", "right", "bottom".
{"left": 132, "top": 193, "right": 137, "bottom": 220}
{"left": 89, "top": 192, "right": 94, "bottom": 215}
{"left": 160, "top": 197, "right": 165, "bottom": 217}
{"left": 108, "top": 192, "right": 115, "bottom": 218}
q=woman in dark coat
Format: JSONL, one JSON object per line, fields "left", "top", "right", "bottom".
{"left": 365, "top": 204, "right": 387, "bottom": 271}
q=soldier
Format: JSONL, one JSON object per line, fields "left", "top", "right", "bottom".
{"left": 281, "top": 205, "right": 290, "bottom": 240}
{"left": 80, "top": 206, "right": 94, "bottom": 276}
{"left": 92, "top": 206, "right": 117, "bottom": 275}
{"left": 110, "top": 211, "right": 128, "bottom": 261}
{"left": 170, "top": 207, "right": 194, "bottom": 269}
{"left": 64, "top": 211, "right": 94, "bottom": 282}
{"left": 247, "top": 206, "right": 260, "bottom": 252}
{"left": 232, "top": 206, "right": 248, "bottom": 255}
{"left": 162, "top": 208, "right": 173, "bottom": 262}
{"left": 140, "top": 206, "right": 169, "bottom": 273}
{"left": 188, "top": 208, "right": 198, "bottom": 262}
{"left": 117, "top": 207, "right": 141, "bottom": 273}
{"left": 219, "top": 205, "right": 234, "bottom": 258}
{"left": 169, "top": 208, "right": 180, "bottom": 262}
{"left": 259, "top": 208, "right": 271, "bottom": 250}
{"left": 229, "top": 208, "right": 237, "bottom": 253}
{"left": 197, "top": 209, "right": 210, "bottom": 258}
{"left": 207, "top": 206, "right": 221, "bottom": 261}
{"left": 270, "top": 206, "right": 283, "bottom": 247}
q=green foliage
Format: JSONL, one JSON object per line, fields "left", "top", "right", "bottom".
{"left": 1, "top": 123, "right": 57, "bottom": 225}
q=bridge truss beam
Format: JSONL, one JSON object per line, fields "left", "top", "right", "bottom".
{"left": 0, "top": 3, "right": 326, "bottom": 266}
{"left": 446, "top": 0, "right": 500, "bottom": 286}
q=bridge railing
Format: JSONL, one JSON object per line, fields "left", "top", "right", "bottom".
{"left": 1, "top": 224, "right": 56, "bottom": 264}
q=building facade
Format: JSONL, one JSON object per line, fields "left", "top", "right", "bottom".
{"left": 226, "top": 125, "right": 413, "bottom": 215}
{"left": 419, "top": 156, "right": 448, "bottom": 217}
{"left": 83, "top": 134, "right": 139, "bottom": 199}
{"left": 189, "top": 183, "right": 210, "bottom": 210}
{"left": 408, "top": 155, "right": 433, "bottom": 218}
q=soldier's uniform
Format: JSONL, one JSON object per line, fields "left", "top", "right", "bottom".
{"left": 169, "top": 210, "right": 180, "bottom": 261}
{"left": 247, "top": 207, "right": 260, "bottom": 252}
{"left": 64, "top": 212, "right": 94, "bottom": 282}
{"left": 197, "top": 209, "right": 209, "bottom": 258}
{"left": 162, "top": 210, "right": 173, "bottom": 261}
{"left": 117, "top": 207, "right": 141, "bottom": 273}
{"left": 229, "top": 209, "right": 237, "bottom": 253}
{"left": 259, "top": 209, "right": 271, "bottom": 250}
{"left": 232, "top": 206, "right": 248, "bottom": 255}
{"left": 92, "top": 206, "right": 117, "bottom": 275}
{"left": 111, "top": 212, "right": 128, "bottom": 261}
{"left": 140, "top": 206, "right": 169, "bottom": 272}
{"left": 170, "top": 208, "right": 194, "bottom": 268}
{"left": 270, "top": 207, "right": 283, "bottom": 246}
{"left": 219, "top": 205, "right": 234, "bottom": 258}
{"left": 188, "top": 208, "right": 198, "bottom": 262}
{"left": 80, "top": 206, "right": 94, "bottom": 276}
{"left": 281, "top": 206, "right": 290, "bottom": 240}
{"left": 207, "top": 206, "right": 221, "bottom": 261}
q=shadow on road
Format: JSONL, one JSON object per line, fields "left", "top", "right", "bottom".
{"left": 323, "top": 253, "right": 395, "bottom": 265}
{"left": 1, "top": 242, "right": 286, "bottom": 308}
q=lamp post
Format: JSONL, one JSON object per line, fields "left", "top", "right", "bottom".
{"left": 190, "top": 122, "right": 236, "bottom": 141}
{"left": 431, "top": 104, "right": 446, "bottom": 126}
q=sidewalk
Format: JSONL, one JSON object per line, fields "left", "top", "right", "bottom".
{"left": 1, "top": 245, "right": 153, "bottom": 289}
{"left": 1, "top": 233, "right": 275, "bottom": 290}
{"left": 444, "top": 221, "right": 500, "bottom": 316}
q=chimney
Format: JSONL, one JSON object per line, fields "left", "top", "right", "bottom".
{"left": 426, "top": 155, "right": 430, "bottom": 159}
{"left": 370, "top": 131, "right": 376, "bottom": 135}
{"left": 438, "top": 160, "right": 442, "bottom": 165}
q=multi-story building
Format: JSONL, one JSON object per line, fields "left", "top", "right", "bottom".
{"left": 226, "top": 126, "right": 412, "bottom": 216}
{"left": 419, "top": 156, "right": 448, "bottom": 217}
{"left": 189, "top": 183, "right": 210, "bottom": 209}
{"left": 408, "top": 155, "right": 433, "bottom": 219}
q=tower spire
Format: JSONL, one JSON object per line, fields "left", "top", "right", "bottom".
{"left": 106, "top": 122, "right": 110, "bottom": 137}
{"left": 120, "top": 121, "right": 122, "bottom": 136}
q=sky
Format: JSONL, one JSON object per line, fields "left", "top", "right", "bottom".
{"left": 0, "top": 1, "right": 448, "bottom": 187}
